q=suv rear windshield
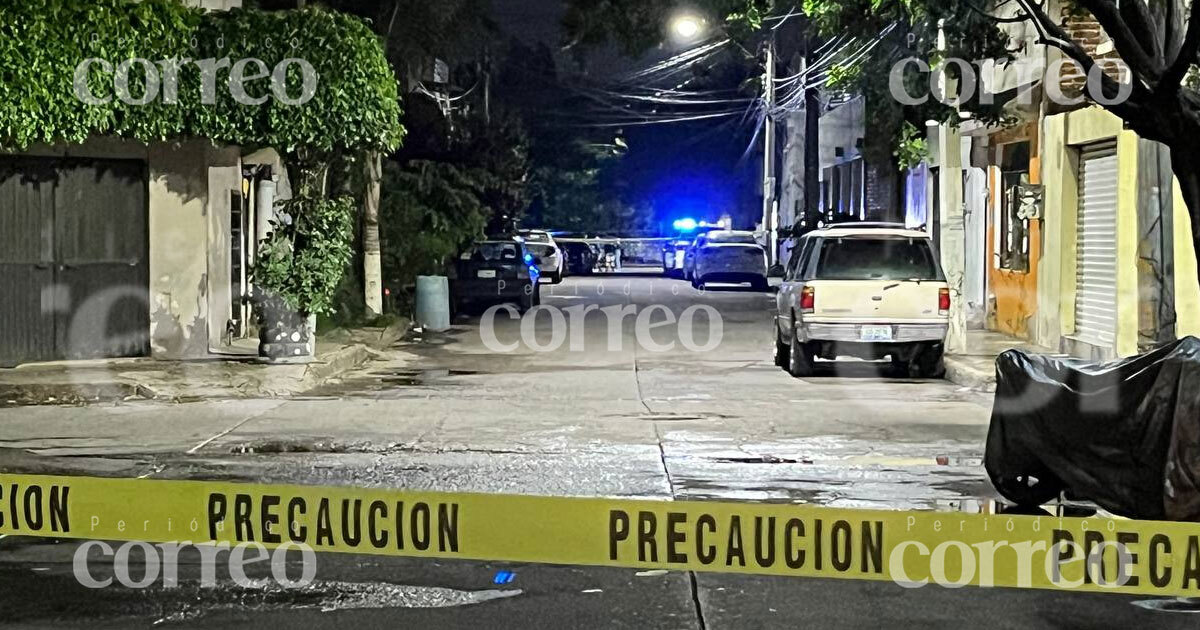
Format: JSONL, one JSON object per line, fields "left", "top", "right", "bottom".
{"left": 468, "top": 242, "right": 520, "bottom": 262}
{"left": 812, "top": 236, "right": 942, "bottom": 281}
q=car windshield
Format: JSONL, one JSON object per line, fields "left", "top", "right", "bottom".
{"left": 706, "top": 231, "right": 757, "bottom": 244}
{"left": 527, "top": 244, "right": 556, "bottom": 256}
{"left": 814, "top": 236, "right": 941, "bottom": 280}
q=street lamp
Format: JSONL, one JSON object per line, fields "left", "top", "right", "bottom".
{"left": 670, "top": 14, "right": 705, "bottom": 41}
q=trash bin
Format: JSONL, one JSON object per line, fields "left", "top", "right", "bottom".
{"left": 415, "top": 275, "right": 451, "bottom": 332}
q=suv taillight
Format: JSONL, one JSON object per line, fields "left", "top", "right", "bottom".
{"left": 799, "top": 286, "right": 815, "bottom": 314}
{"left": 938, "top": 288, "right": 951, "bottom": 315}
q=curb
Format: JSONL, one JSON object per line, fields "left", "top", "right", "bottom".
{"left": 944, "top": 356, "right": 996, "bottom": 392}
{"left": 302, "top": 344, "right": 374, "bottom": 387}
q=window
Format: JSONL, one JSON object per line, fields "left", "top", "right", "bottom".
{"left": 997, "top": 142, "right": 1031, "bottom": 272}
{"left": 813, "top": 237, "right": 942, "bottom": 281}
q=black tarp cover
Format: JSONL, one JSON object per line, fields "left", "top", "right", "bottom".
{"left": 985, "top": 337, "right": 1200, "bottom": 521}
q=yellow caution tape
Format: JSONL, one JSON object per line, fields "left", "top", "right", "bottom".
{"left": 3, "top": 473, "right": 1200, "bottom": 596}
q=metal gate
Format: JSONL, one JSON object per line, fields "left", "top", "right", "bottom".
{"left": 0, "top": 157, "right": 149, "bottom": 366}
{"left": 1074, "top": 142, "right": 1119, "bottom": 348}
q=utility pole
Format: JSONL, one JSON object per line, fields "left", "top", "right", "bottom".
{"left": 761, "top": 37, "right": 777, "bottom": 267}
{"left": 803, "top": 34, "right": 820, "bottom": 228}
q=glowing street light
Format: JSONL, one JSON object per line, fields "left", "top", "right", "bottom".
{"left": 670, "top": 14, "right": 704, "bottom": 41}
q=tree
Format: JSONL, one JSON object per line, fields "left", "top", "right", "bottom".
{"left": 567, "top": 0, "right": 1200, "bottom": 295}
{"left": 315, "top": 0, "right": 496, "bottom": 315}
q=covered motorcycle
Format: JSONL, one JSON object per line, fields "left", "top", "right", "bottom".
{"left": 985, "top": 337, "right": 1200, "bottom": 521}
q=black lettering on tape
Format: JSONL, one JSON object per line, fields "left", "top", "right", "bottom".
{"left": 666, "top": 512, "right": 687, "bottom": 563}
{"left": 784, "top": 518, "right": 805, "bottom": 569}
{"left": 1150, "top": 534, "right": 1171, "bottom": 589}
{"left": 23, "top": 485, "right": 42, "bottom": 530}
{"left": 207, "top": 493, "right": 227, "bottom": 540}
{"left": 609, "top": 510, "right": 630, "bottom": 561}
{"left": 368, "top": 500, "right": 388, "bottom": 549}
{"left": 438, "top": 503, "right": 459, "bottom": 553}
{"left": 831, "top": 520, "right": 852, "bottom": 572}
{"left": 726, "top": 516, "right": 745, "bottom": 567}
{"left": 637, "top": 511, "right": 657, "bottom": 563}
{"left": 696, "top": 514, "right": 716, "bottom": 565}
{"left": 1183, "top": 536, "right": 1200, "bottom": 589}
{"left": 1116, "top": 532, "right": 1139, "bottom": 587}
{"left": 261, "top": 495, "right": 281, "bottom": 544}
{"left": 862, "top": 521, "right": 883, "bottom": 574}
{"left": 754, "top": 517, "right": 776, "bottom": 568}
{"left": 49, "top": 486, "right": 69, "bottom": 533}
{"left": 411, "top": 502, "right": 431, "bottom": 551}
{"left": 342, "top": 498, "right": 363, "bottom": 547}
{"left": 315, "top": 498, "right": 333, "bottom": 546}
{"left": 1051, "top": 530, "right": 1075, "bottom": 584}
{"left": 234, "top": 494, "right": 254, "bottom": 541}
{"left": 288, "top": 497, "right": 307, "bottom": 543}
{"left": 1083, "top": 530, "right": 1106, "bottom": 585}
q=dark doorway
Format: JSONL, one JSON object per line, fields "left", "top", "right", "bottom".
{"left": 0, "top": 157, "right": 150, "bottom": 366}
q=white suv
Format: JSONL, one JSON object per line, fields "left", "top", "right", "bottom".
{"left": 774, "top": 224, "right": 949, "bottom": 377}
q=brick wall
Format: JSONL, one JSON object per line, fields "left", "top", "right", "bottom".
{"left": 1058, "top": 7, "right": 1124, "bottom": 99}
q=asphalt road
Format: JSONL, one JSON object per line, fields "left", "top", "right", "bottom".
{"left": 0, "top": 272, "right": 1193, "bottom": 627}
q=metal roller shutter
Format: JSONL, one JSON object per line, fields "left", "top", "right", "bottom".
{"left": 1075, "top": 142, "right": 1119, "bottom": 347}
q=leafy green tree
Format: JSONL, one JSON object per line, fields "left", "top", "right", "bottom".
{"left": 0, "top": 0, "right": 404, "bottom": 318}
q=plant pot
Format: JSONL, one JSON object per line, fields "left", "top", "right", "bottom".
{"left": 254, "top": 295, "right": 315, "bottom": 362}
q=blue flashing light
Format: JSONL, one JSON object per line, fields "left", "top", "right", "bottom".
{"left": 673, "top": 218, "right": 698, "bottom": 232}
{"left": 493, "top": 570, "right": 516, "bottom": 585}
{"left": 523, "top": 253, "right": 534, "bottom": 264}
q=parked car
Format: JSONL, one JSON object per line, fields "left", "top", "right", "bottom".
{"left": 518, "top": 229, "right": 565, "bottom": 284}
{"left": 773, "top": 223, "right": 949, "bottom": 377}
{"left": 558, "top": 238, "right": 599, "bottom": 275}
{"left": 687, "top": 230, "right": 769, "bottom": 290}
{"left": 681, "top": 232, "right": 711, "bottom": 282}
{"left": 452, "top": 238, "right": 541, "bottom": 314}
{"left": 661, "top": 238, "right": 692, "bottom": 278}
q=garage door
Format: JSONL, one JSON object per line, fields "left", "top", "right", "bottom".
{"left": 1074, "top": 142, "right": 1119, "bottom": 348}
{"left": 0, "top": 157, "right": 149, "bottom": 366}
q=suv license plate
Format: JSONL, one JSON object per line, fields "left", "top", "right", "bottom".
{"left": 477, "top": 270, "right": 497, "bottom": 278}
{"left": 860, "top": 326, "right": 892, "bottom": 341}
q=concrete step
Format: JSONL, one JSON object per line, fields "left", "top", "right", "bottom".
{"left": 944, "top": 355, "right": 997, "bottom": 392}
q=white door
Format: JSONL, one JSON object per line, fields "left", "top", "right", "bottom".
{"left": 1075, "top": 142, "right": 1119, "bottom": 347}
{"left": 962, "top": 167, "right": 988, "bottom": 327}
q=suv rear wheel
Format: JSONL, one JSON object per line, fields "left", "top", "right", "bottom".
{"left": 913, "top": 343, "right": 945, "bottom": 379}
{"left": 774, "top": 323, "right": 790, "bottom": 368}
{"left": 787, "top": 324, "right": 814, "bottom": 377}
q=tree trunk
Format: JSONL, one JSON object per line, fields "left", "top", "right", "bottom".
{"left": 1173, "top": 147, "right": 1200, "bottom": 293}
{"left": 363, "top": 151, "right": 384, "bottom": 317}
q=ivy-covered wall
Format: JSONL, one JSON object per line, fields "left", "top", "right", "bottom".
{"left": 0, "top": 0, "right": 403, "bottom": 156}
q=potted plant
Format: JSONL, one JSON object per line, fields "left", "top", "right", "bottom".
{"left": 251, "top": 195, "right": 355, "bottom": 361}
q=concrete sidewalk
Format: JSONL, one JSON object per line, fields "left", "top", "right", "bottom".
{"left": 0, "top": 321, "right": 408, "bottom": 406}
{"left": 944, "top": 330, "right": 1056, "bottom": 392}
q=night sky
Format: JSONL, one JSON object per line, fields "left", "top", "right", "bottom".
{"left": 490, "top": 0, "right": 760, "bottom": 233}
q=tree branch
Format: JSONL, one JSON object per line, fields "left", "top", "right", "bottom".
{"left": 1159, "top": 0, "right": 1200, "bottom": 92}
{"left": 963, "top": 1, "right": 1028, "bottom": 24}
{"left": 1118, "top": 0, "right": 1165, "bottom": 59}
{"left": 1010, "top": 0, "right": 1141, "bottom": 116}
{"left": 1075, "top": 0, "right": 1164, "bottom": 82}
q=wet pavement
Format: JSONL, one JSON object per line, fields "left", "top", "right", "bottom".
{"left": 0, "top": 274, "right": 1190, "bottom": 626}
